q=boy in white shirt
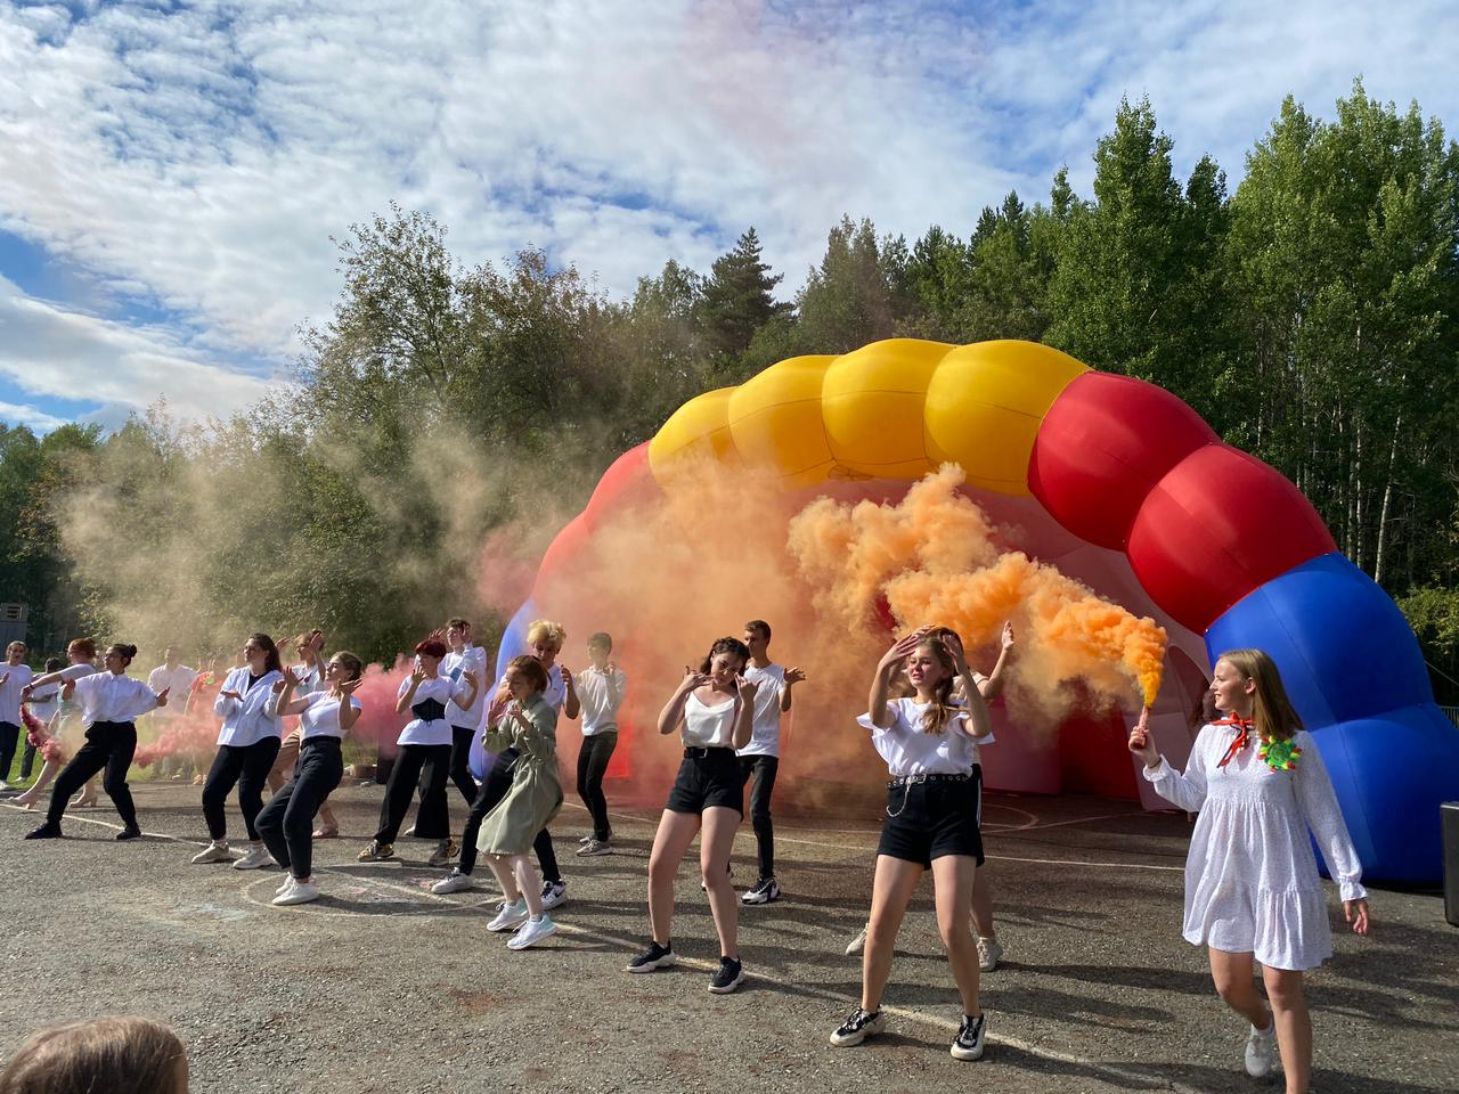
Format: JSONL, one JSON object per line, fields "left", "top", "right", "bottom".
{"left": 573, "top": 632, "right": 626, "bottom": 856}
{"left": 737, "top": 620, "right": 805, "bottom": 905}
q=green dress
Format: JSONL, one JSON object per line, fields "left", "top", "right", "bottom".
{"left": 476, "top": 692, "right": 564, "bottom": 856}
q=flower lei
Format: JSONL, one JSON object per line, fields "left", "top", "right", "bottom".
{"left": 1258, "top": 736, "right": 1303, "bottom": 772}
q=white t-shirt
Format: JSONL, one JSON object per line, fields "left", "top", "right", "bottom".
{"left": 27, "top": 689, "right": 61, "bottom": 728}
{"left": 736, "top": 663, "right": 786, "bottom": 758}
{"left": 396, "top": 675, "right": 471, "bottom": 746}
{"left": 856, "top": 698, "right": 980, "bottom": 777}
{"left": 147, "top": 664, "right": 197, "bottom": 717}
{"left": 214, "top": 667, "right": 285, "bottom": 747}
{"left": 299, "top": 690, "right": 362, "bottom": 741}
{"left": 575, "top": 665, "right": 626, "bottom": 736}
{"left": 442, "top": 646, "right": 487, "bottom": 728}
{"left": 0, "top": 663, "right": 35, "bottom": 724}
{"left": 71, "top": 672, "right": 161, "bottom": 726}
{"left": 499, "top": 665, "right": 568, "bottom": 714}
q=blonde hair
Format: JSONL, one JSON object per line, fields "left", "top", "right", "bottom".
{"left": 0, "top": 1016, "right": 187, "bottom": 1094}
{"left": 1216, "top": 648, "right": 1303, "bottom": 743}
{"left": 914, "top": 636, "right": 959, "bottom": 735}
{"left": 525, "top": 620, "right": 566, "bottom": 649}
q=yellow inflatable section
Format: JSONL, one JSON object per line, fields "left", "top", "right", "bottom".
{"left": 647, "top": 338, "right": 1089, "bottom": 495}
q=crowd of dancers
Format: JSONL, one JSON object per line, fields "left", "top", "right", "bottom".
{"left": 0, "top": 618, "right": 1370, "bottom": 1089}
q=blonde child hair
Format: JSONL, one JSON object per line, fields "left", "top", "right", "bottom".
{"left": 0, "top": 1015, "right": 188, "bottom": 1094}
{"left": 1216, "top": 648, "right": 1303, "bottom": 743}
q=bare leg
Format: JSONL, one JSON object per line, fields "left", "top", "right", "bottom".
{"left": 1208, "top": 948, "right": 1271, "bottom": 1028}
{"left": 932, "top": 854, "right": 982, "bottom": 1014}
{"left": 970, "top": 862, "right": 996, "bottom": 939}
{"left": 861, "top": 855, "right": 924, "bottom": 1012}
{"left": 74, "top": 776, "right": 97, "bottom": 806}
{"left": 513, "top": 856, "right": 544, "bottom": 917}
{"left": 647, "top": 810, "right": 702, "bottom": 945}
{"left": 15, "top": 758, "right": 61, "bottom": 806}
{"left": 1263, "top": 966, "right": 1311, "bottom": 1094}
{"left": 700, "top": 806, "right": 741, "bottom": 958}
{"left": 484, "top": 854, "right": 522, "bottom": 904}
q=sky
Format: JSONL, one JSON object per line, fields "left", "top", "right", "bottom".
{"left": 1, "top": 0, "right": 1456, "bottom": 432}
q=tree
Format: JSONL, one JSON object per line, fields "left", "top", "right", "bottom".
{"left": 697, "top": 228, "right": 787, "bottom": 362}
{"left": 794, "top": 216, "right": 904, "bottom": 353}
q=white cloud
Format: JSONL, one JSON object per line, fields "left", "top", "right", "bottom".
{"left": 0, "top": 0, "right": 1455, "bottom": 404}
{"left": 0, "top": 274, "right": 273, "bottom": 424}
{"left": 0, "top": 397, "right": 67, "bottom": 433}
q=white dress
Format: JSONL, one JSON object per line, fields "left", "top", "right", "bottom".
{"left": 1145, "top": 723, "right": 1366, "bottom": 971}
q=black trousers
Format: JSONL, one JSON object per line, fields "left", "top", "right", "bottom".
{"left": 0, "top": 720, "right": 18, "bottom": 781}
{"left": 46, "top": 721, "right": 139, "bottom": 831}
{"left": 738, "top": 754, "right": 779, "bottom": 880}
{"left": 459, "top": 748, "right": 561, "bottom": 881}
{"left": 373, "top": 743, "right": 451, "bottom": 843}
{"left": 448, "top": 724, "right": 478, "bottom": 807}
{"left": 20, "top": 737, "right": 36, "bottom": 779}
{"left": 202, "top": 738, "right": 282, "bottom": 842}
{"left": 576, "top": 731, "right": 617, "bottom": 841}
{"left": 256, "top": 738, "right": 343, "bottom": 879}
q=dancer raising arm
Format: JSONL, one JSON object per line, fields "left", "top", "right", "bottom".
{"left": 24, "top": 643, "right": 169, "bottom": 841}
{"left": 573, "top": 631, "right": 626, "bottom": 856}
{"left": 18, "top": 639, "right": 103, "bottom": 810}
{"left": 358, "top": 634, "right": 477, "bottom": 866}
{"left": 476, "top": 655, "right": 565, "bottom": 949}
{"left": 442, "top": 618, "right": 488, "bottom": 809}
{"left": 256, "top": 651, "right": 365, "bottom": 906}
{"left": 190, "top": 634, "right": 286, "bottom": 869}
{"left": 1128, "top": 649, "right": 1370, "bottom": 1094}
{"left": 627, "top": 637, "right": 756, "bottom": 995}
{"left": 832, "top": 628, "right": 993, "bottom": 1061}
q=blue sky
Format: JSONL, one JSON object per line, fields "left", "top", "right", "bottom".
{"left": 2, "top": 0, "right": 1457, "bottom": 431}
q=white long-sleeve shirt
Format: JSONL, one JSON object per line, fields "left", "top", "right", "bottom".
{"left": 442, "top": 646, "right": 488, "bottom": 729}
{"left": 71, "top": 672, "right": 161, "bottom": 726}
{"left": 213, "top": 666, "right": 285, "bottom": 747}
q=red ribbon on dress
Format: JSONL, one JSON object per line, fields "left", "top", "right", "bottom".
{"left": 1214, "top": 714, "right": 1257, "bottom": 768}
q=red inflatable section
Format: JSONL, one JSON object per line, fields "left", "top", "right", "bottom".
{"left": 1029, "top": 372, "right": 1217, "bottom": 550}
{"left": 533, "top": 444, "right": 661, "bottom": 594}
{"left": 1127, "top": 445, "right": 1337, "bottom": 632}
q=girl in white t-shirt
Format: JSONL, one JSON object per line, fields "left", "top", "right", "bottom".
{"left": 1129, "top": 648, "right": 1370, "bottom": 1091}
{"left": 832, "top": 628, "right": 993, "bottom": 1061}
{"left": 16, "top": 639, "right": 103, "bottom": 809}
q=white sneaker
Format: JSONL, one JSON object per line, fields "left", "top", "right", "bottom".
{"left": 540, "top": 879, "right": 567, "bottom": 910}
{"left": 845, "top": 926, "right": 868, "bottom": 957}
{"left": 977, "top": 936, "right": 1003, "bottom": 972}
{"left": 232, "top": 844, "right": 277, "bottom": 870}
{"left": 487, "top": 899, "right": 529, "bottom": 932}
{"left": 1244, "top": 1019, "right": 1276, "bottom": 1078}
{"left": 191, "top": 841, "right": 234, "bottom": 865}
{"left": 0, "top": 780, "right": 11, "bottom": 792}
{"left": 578, "top": 834, "right": 592, "bottom": 844}
{"left": 275, "top": 875, "right": 296, "bottom": 896}
{"left": 273, "top": 879, "right": 320, "bottom": 906}
{"left": 431, "top": 869, "right": 476, "bottom": 895}
{"left": 507, "top": 914, "right": 558, "bottom": 950}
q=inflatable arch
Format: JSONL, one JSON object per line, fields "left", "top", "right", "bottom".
{"left": 488, "top": 339, "right": 1459, "bottom": 884}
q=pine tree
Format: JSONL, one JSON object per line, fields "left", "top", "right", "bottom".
{"left": 697, "top": 227, "right": 787, "bottom": 360}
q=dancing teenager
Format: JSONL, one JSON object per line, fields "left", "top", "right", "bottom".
{"left": 265, "top": 630, "right": 340, "bottom": 838}
{"left": 627, "top": 637, "right": 756, "bottom": 994}
{"left": 24, "top": 643, "right": 169, "bottom": 840}
{"left": 357, "top": 635, "right": 477, "bottom": 865}
{"left": 736, "top": 620, "right": 805, "bottom": 905}
{"left": 0, "top": 641, "right": 35, "bottom": 791}
{"left": 1129, "top": 649, "right": 1370, "bottom": 1093}
{"left": 477, "top": 655, "right": 565, "bottom": 949}
{"left": 442, "top": 618, "right": 488, "bottom": 807}
{"left": 190, "top": 634, "right": 285, "bottom": 869}
{"left": 19, "top": 639, "right": 102, "bottom": 809}
{"left": 831, "top": 629, "right": 992, "bottom": 1060}
{"left": 14, "top": 657, "right": 63, "bottom": 790}
{"left": 256, "top": 652, "right": 365, "bottom": 906}
{"left": 573, "top": 631, "right": 625, "bottom": 856}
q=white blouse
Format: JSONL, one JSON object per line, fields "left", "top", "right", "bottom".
{"left": 575, "top": 665, "right": 627, "bottom": 736}
{"left": 70, "top": 672, "right": 160, "bottom": 726}
{"left": 299, "top": 690, "right": 362, "bottom": 742}
{"left": 214, "top": 667, "right": 285, "bottom": 747}
{"left": 1145, "top": 722, "right": 1367, "bottom": 971}
{"left": 681, "top": 690, "right": 739, "bottom": 749}
{"left": 396, "top": 675, "right": 471, "bottom": 746}
{"left": 857, "top": 698, "right": 975, "bottom": 777}
{"left": 442, "top": 646, "right": 487, "bottom": 727}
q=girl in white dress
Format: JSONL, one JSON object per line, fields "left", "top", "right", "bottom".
{"left": 1128, "top": 648, "right": 1370, "bottom": 1093}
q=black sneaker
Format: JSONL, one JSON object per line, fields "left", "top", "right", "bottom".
{"left": 115, "top": 827, "right": 143, "bottom": 841}
{"left": 626, "top": 940, "right": 676, "bottom": 973}
{"left": 950, "top": 1012, "right": 987, "bottom": 1061}
{"left": 708, "top": 956, "right": 744, "bottom": 994}
{"left": 830, "top": 1007, "right": 885, "bottom": 1047}
{"left": 23, "top": 822, "right": 62, "bottom": 840}
{"left": 740, "top": 876, "right": 781, "bottom": 905}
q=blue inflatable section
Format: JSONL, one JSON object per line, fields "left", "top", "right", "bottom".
{"left": 467, "top": 598, "right": 538, "bottom": 781}
{"left": 1205, "top": 551, "right": 1459, "bottom": 883}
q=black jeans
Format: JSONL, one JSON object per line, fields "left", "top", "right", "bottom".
{"left": 256, "top": 738, "right": 343, "bottom": 879}
{"left": 20, "top": 737, "right": 36, "bottom": 779}
{"left": 46, "top": 721, "right": 140, "bottom": 831}
{"left": 373, "top": 743, "right": 451, "bottom": 843}
{"left": 202, "top": 738, "right": 282, "bottom": 842}
{"left": 576, "top": 731, "right": 617, "bottom": 841}
{"left": 458, "top": 748, "right": 561, "bottom": 881}
{"left": 448, "top": 724, "right": 478, "bottom": 807}
{"left": 738, "top": 754, "right": 779, "bottom": 880}
{"left": 0, "top": 720, "right": 18, "bottom": 782}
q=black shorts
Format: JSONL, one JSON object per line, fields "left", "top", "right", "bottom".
{"left": 876, "top": 767, "right": 984, "bottom": 867}
{"left": 665, "top": 748, "right": 743, "bottom": 816}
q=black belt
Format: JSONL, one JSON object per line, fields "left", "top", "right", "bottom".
{"left": 684, "top": 746, "right": 733, "bottom": 759}
{"left": 411, "top": 699, "right": 447, "bottom": 721}
{"left": 302, "top": 735, "right": 341, "bottom": 747}
{"left": 887, "top": 772, "right": 971, "bottom": 788}
{"left": 88, "top": 720, "right": 135, "bottom": 731}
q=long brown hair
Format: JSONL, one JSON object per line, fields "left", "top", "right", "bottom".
{"left": 914, "top": 636, "right": 959, "bottom": 735}
{"left": 0, "top": 1015, "right": 187, "bottom": 1094}
{"left": 1217, "top": 648, "right": 1303, "bottom": 743}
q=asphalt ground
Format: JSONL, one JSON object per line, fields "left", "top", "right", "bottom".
{"left": 1, "top": 782, "right": 1456, "bottom": 1093}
